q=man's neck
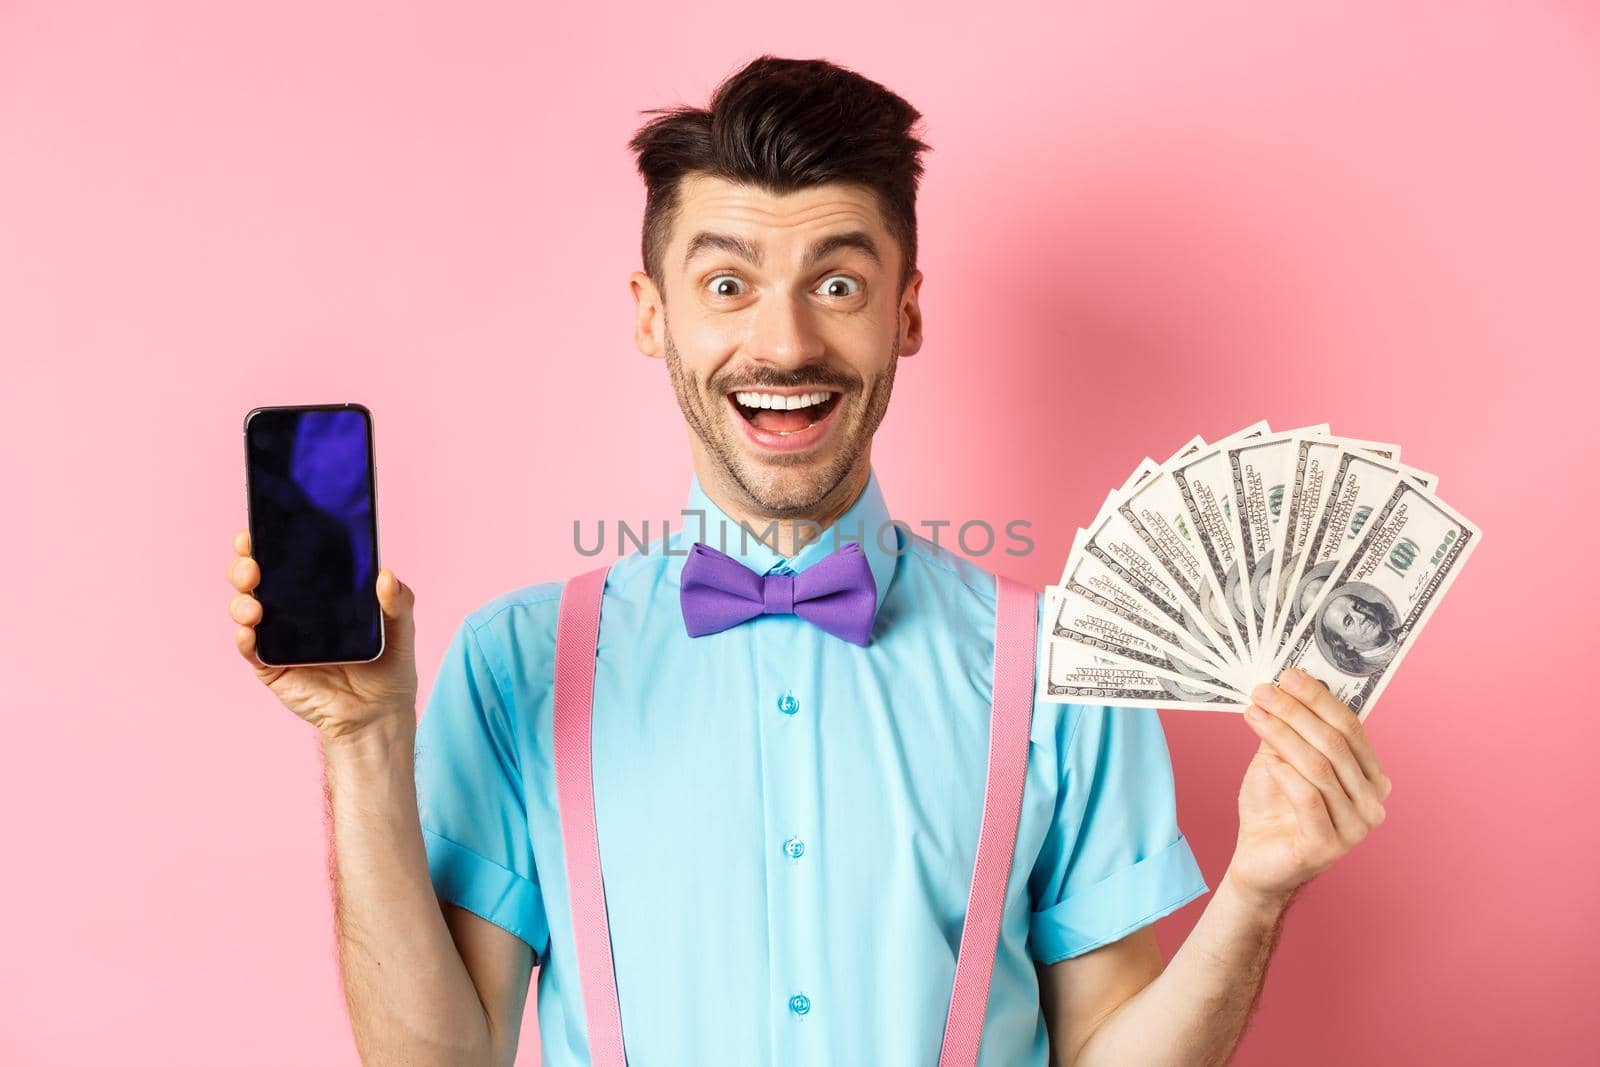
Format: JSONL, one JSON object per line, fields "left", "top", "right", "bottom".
{"left": 694, "top": 460, "right": 870, "bottom": 559}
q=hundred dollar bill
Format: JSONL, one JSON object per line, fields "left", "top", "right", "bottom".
{"left": 1039, "top": 638, "right": 1249, "bottom": 713}
{"left": 1176, "top": 419, "right": 1283, "bottom": 664}
{"left": 1071, "top": 488, "right": 1245, "bottom": 668}
{"left": 1223, "top": 431, "right": 1330, "bottom": 667}
{"left": 1047, "top": 484, "right": 1136, "bottom": 620}
{"left": 1046, "top": 584, "right": 1249, "bottom": 695}
{"left": 1218, "top": 423, "right": 1340, "bottom": 667}
{"left": 1170, "top": 445, "right": 1256, "bottom": 672}
{"left": 1261, "top": 434, "right": 1402, "bottom": 664}
{"left": 1072, "top": 423, "right": 1272, "bottom": 669}
{"left": 1271, "top": 436, "right": 1364, "bottom": 656}
{"left": 1045, "top": 618, "right": 1246, "bottom": 704}
{"left": 1216, "top": 422, "right": 1369, "bottom": 659}
{"left": 1110, "top": 468, "right": 1252, "bottom": 666}
{"left": 1053, "top": 529, "right": 1239, "bottom": 677}
{"left": 1075, "top": 428, "right": 1235, "bottom": 607}
{"left": 1269, "top": 449, "right": 1410, "bottom": 661}
{"left": 1277, "top": 478, "right": 1479, "bottom": 719}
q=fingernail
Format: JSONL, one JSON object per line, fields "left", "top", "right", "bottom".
{"left": 1245, "top": 705, "right": 1265, "bottom": 722}
{"left": 1279, "top": 667, "right": 1300, "bottom": 684}
{"left": 1251, "top": 683, "right": 1276, "bottom": 704}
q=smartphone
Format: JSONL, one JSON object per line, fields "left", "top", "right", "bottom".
{"left": 243, "top": 403, "right": 384, "bottom": 667}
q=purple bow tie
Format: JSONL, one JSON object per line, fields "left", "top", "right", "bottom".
{"left": 679, "top": 540, "right": 878, "bottom": 646}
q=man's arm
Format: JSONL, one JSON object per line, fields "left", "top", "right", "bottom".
{"left": 1039, "top": 668, "right": 1389, "bottom": 1065}
{"left": 1036, "top": 926, "right": 1165, "bottom": 1065}
{"left": 324, "top": 716, "right": 520, "bottom": 1066}
{"left": 441, "top": 905, "right": 538, "bottom": 1063}
{"left": 229, "top": 542, "right": 534, "bottom": 1064}
{"left": 1038, "top": 867, "right": 1291, "bottom": 1066}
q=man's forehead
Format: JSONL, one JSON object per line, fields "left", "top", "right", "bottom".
{"left": 672, "top": 173, "right": 888, "bottom": 245}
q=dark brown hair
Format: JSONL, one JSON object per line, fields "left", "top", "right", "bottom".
{"left": 627, "top": 55, "right": 931, "bottom": 298}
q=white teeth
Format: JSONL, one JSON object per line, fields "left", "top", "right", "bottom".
{"left": 734, "top": 390, "right": 831, "bottom": 410}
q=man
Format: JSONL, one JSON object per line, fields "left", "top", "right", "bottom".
{"left": 227, "top": 54, "right": 1392, "bottom": 1066}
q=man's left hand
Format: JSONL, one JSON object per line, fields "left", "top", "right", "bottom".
{"left": 1227, "top": 667, "right": 1392, "bottom": 909}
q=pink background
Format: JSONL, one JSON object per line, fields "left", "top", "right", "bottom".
{"left": 3, "top": 2, "right": 1595, "bottom": 1063}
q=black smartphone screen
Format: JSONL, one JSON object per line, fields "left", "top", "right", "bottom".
{"left": 243, "top": 404, "right": 383, "bottom": 666}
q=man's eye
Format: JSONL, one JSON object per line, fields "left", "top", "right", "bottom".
{"left": 818, "top": 274, "right": 861, "bottom": 298}
{"left": 707, "top": 275, "right": 746, "bottom": 298}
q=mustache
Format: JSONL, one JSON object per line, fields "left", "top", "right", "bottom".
{"left": 709, "top": 370, "right": 860, "bottom": 393}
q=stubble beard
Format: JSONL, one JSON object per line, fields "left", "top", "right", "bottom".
{"left": 662, "top": 315, "right": 899, "bottom": 517}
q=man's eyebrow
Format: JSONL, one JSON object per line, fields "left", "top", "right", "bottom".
{"left": 683, "top": 231, "right": 762, "bottom": 269}
{"left": 803, "top": 230, "right": 881, "bottom": 270}
{"left": 681, "top": 229, "right": 882, "bottom": 271}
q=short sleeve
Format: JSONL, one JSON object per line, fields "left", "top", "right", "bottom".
{"left": 1026, "top": 701, "right": 1209, "bottom": 964}
{"left": 413, "top": 617, "right": 551, "bottom": 961}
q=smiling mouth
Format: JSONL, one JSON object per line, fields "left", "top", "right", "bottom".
{"left": 727, "top": 389, "right": 843, "bottom": 435}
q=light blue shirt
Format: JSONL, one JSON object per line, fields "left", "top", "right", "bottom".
{"left": 414, "top": 466, "right": 1208, "bottom": 1065}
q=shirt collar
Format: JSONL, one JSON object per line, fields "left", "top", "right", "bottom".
{"left": 678, "top": 466, "right": 899, "bottom": 619}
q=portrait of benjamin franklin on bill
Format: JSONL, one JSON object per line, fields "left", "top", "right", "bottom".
{"left": 1313, "top": 581, "right": 1401, "bottom": 676}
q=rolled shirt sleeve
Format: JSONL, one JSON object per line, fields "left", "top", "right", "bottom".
{"left": 413, "top": 616, "right": 551, "bottom": 961}
{"left": 1026, "top": 700, "right": 1210, "bottom": 964}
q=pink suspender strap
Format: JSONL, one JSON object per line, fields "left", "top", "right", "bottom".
{"left": 554, "top": 564, "right": 627, "bottom": 1067}
{"left": 937, "top": 573, "right": 1038, "bottom": 1067}
{"left": 554, "top": 567, "right": 1037, "bottom": 1067}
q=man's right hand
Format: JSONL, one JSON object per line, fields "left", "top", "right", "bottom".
{"left": 227, "top": 528, "right": 419, "bottom": 743}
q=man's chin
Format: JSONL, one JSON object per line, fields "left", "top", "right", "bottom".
{"left": 724, "top": 447, "right": 851, "bottom": 511}
{"left": 733, "top": 440, "right": 834, "bottom": 470}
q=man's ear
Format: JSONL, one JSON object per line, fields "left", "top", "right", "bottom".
{"left": 899, "top": 269, "right": 925, "bottom": 358}
{"left": 631, "top": 271, "right": 665, "bottom": 360}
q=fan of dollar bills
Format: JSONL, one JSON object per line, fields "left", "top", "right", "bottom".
{"left": 1039, "top": 420, "right": 1480, "bottom": 721}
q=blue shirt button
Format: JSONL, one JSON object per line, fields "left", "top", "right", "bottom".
{"left": 782, "top": 836, "right": 805, "bottom": 860}
{"left": 777, "top": 692, "right": 800, "bottom": 715}
{"left": 789, "top": 993, "right": 811, "bottom": 1016}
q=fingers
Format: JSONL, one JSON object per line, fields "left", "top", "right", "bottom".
{"left": 229, "top": 591, "right": 262, "bottom": 626}
{"left": 376, "top": 568, "right": 413, "bottom": 620}
{"left": 229, "top": 529, "right": 263, "bottom": 665}
{"left": 235, "top": 621, "right": 261, "bottom": 664}
{"left": 228, "top": 532, "right": 259, "bottom": 593}
{"left": 1252, "top": 676, "right": 1388, "bottom": 829}
{"left": 375, "top": 568, "right": 414, "bottom": 655}
{"left": 1245, "top": 690, "right": 1375, "bottom": 845}
{"left": 1279, "top": 667, "right": 1392, "bottom": 801}
{"left": 1262, "top": 752, "right": 1338, "bottom": 842}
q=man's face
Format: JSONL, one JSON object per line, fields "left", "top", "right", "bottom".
{"left": 631, "top": 173, "right": 922, "bottom": 517}
{"left": 1325, "top": 593, "right": 1383, "bottom": 649}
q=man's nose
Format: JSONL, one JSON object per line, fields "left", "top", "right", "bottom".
{"left": 745, "top": 291, "right": 825, "bottom": 368}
